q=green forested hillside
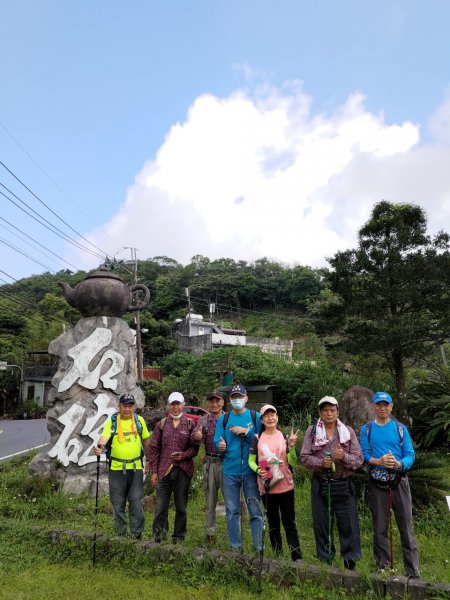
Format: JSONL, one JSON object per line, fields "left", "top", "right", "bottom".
{"left": 1, "top": 201, "right": 450, "bottom": 450}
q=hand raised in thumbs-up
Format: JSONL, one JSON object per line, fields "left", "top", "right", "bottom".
{"left": 218, "top": 436, "right": 227, "bottom": 453}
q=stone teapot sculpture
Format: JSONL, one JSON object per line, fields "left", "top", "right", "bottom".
{"left": 59, "top": 268, "right": 150, "bottom": 317}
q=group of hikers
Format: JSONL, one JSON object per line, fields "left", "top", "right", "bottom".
{"left": 94, "top": 385, "right": 420, "bottom": 579}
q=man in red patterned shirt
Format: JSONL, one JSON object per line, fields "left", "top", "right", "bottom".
{"left": 150, "top": 392, "right": 199, "bottom": 543}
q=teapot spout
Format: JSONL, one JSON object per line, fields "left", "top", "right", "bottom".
{"left": 58, "top": 281, "right": 77, "bottom": 308}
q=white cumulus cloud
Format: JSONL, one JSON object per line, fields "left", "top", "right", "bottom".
{"left": 78, "top": 81, "right": 441, "bottom": 270}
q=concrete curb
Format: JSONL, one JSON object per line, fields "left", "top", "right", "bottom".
{"left": 41, "top": 528, "right": 450, "bottom": 599}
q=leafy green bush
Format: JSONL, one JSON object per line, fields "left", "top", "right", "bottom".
{"left": 13, "top": 400, "right": 46, "bottom": 419}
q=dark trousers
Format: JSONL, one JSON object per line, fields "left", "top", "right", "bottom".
{"left": 108, "top": 469, "right": 144, "bottom": 537}
{"left": 368, "top": 478, "right": 420, "bottom": 576}
{"left": 153, "top": 467, "right": 191, "bottom": 541}
{"left": 264, "top": 489, "right": 302, "bottom": 561}
{"left": 311, "top": 475, "right": 361, "bottom": 564}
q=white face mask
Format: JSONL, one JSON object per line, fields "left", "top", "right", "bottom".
{"left": 230, "top": 398, "right": 245, "bottom": 410}
{"left": 172, "top": 412, "right": 182, "bottom": 420}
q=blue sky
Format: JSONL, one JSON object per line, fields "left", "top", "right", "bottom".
{"left": 1, "top": 1, "right": 450, "bottom": 280}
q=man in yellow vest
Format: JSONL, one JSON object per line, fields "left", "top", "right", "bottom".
{"left": 95, "top": 393, "right": 151, "bottom": 539}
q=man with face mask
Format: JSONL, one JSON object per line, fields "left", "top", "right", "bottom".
{"left": 150, "top": 392, "right": 199, "bottom": 543}
{"left": 214, "top": 384, "right": 263, "bottom": 552}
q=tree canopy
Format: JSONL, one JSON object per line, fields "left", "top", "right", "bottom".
{"left": 317, "top": 201, "right": 450, "bottom": 419}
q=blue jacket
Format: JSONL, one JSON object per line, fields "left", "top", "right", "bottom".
{"left": 214, "top": 409, "right": 262, "bottom": 476}
{"left": 360, "top": 419, "right": 415, "bottom": 471}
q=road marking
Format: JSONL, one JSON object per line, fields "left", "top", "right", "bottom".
{"left": 0, "top": 443, "right": 49, "bottom": 461}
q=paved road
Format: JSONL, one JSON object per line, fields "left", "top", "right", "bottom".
{"left": 0, "top": 419, "right": 50, "bottom": 461}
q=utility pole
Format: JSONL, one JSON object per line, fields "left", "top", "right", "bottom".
{"left": 125, "top": 247, "right": 143, "bottom": 381}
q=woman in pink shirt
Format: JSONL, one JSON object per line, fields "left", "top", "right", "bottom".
{"left": 249, "top": 404, "right": 302, "bottom": 561}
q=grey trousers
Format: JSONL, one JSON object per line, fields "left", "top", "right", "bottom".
{"left": 368, "top": 478, "right": 420, "bottom": 576}
{"left": 203, "top": 457, "right": 223, "bottom": 536}
{"left": 109, "top": 469, "right": 144, "bottom": 537}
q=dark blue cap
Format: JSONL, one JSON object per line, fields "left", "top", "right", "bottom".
{"left": 119, "top": 393, "right": 136, "bottom": 404}
{"left": 229, "top": 384, "right": 247, "bottom": 397}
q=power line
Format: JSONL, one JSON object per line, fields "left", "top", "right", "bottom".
{"left": 0, "top": 186, "right": 104, "bottom": 260}
{"left": 0, "top": 293, "right": 64, "bottom": 327}
{"left": 0, "top": 283, "right": 66, "bottom": 325}
{"left": 0, "top": 216, "right": 81, "bottom": 272}
{"left": 185, "top": 293, "right": 308, "bottom": 323}
{"left": 0, "top": 160, "right": 108, "bottom": 257}
{"left": 0, "top": 237, "right": 57, "bottom": 273}
{"left": 0, "top": 120, "right": 115, "bottom": 241}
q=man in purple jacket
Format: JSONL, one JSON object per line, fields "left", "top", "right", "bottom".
{"left": 150, "top": 392, "right": 199, "bottom": 543}
{"left": 301, "top": 396, "right": 363, "bottom": 569}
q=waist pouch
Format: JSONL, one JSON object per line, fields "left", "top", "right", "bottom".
{"left": 369, "top": 466, "right": 403, "bottom": 490}
{"left": 320, "top": 478, "right": 350, "bottom": 500}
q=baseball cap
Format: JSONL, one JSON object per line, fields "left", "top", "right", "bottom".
{"left": 168, "top": 391, "right": 185, "bottom": 404}
{"left": 318, "top": 396, "right": 339, "bottom": 408}
{"left": 260, "top": 404, "right": 277, "bottom": 416}
{"left": 207, "top": 390, "right": 224, "bottom": 401}
{"left": 229, "top": 384, "right": 247, "bottom": 397}
{"left": 119, "top": 393, "right": 136, "bottom": 404}
{"left": 372, "top": 391, "right": 393, "bottom": 404}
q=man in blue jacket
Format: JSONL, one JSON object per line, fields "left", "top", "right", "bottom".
{"left": 360, "top": 392, "right": 419, "bottom": 578}
{"left": 214, "top": 384, "right": 263, "bottom": 552}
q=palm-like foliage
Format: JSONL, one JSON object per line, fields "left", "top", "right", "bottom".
{"left": 407, "top": 452, "right": 450, "bottom": 509}
{"left": 409, "top": 366, "right": 450, "bottom": 449}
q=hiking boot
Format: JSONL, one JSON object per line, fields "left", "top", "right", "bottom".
{"left": 344, "top": 559, "right": 356, "bottom": 570}
{"left": 206, "top": 535, "right": 216, "bottom": 546}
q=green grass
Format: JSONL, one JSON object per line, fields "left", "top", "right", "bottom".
{"left": 0, "top": 450, "right": 449, "bottom": 599}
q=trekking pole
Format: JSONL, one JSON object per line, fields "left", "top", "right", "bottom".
{"left": 257, "top": 479, "right": 270, "bottom": 594}
{"left": 240, "top": 434, "right": 245, "bottom": 553}
{"left": 388, "top": 471, "right": 394, "bottom": 569}
{"left": 325, "top": 451, "right": 333, "bottom": 565}
{"left": 92, "top": 451, "right": 101, "bottom": 567}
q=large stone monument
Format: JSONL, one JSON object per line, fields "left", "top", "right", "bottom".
{"left": 29, "top": 268, "right": 150, "bottom": 495}
{"left": 340, "top": 385, "right": 375, "bottom": 435}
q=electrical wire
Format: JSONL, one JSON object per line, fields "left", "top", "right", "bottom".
{"left": 0, "top": 296, "right": 64, "bottom": 327}
{"left": 0, "top": 160, "right": 108, "bottom": 257}
{"left": 0, "top": 120, "right": 115, "bottom": 242}
{"left": 0, "top": 216, "right": 81, "bottom": 272}
{"left": 0, "top": 283, "right": 67, "bottom": 325}
{"left": 182, "top": 293, "right": 308, "bottom": 323}
{"left": 0, "top": 237, "right": 57, "bottom": 273}
{"left": 0, "top": 186, "right": 104, "bottom": 259}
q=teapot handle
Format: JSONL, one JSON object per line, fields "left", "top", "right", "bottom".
{"left": 128, "top": 284, "right": 150, "bottom": 311}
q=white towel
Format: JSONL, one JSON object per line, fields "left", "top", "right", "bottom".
{"left": 314, "top": 418, "right": 351, "bottom": 446}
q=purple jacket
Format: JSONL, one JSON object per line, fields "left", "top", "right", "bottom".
{"left": 300, "top": 424, "right": 363, "bottom": 479}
